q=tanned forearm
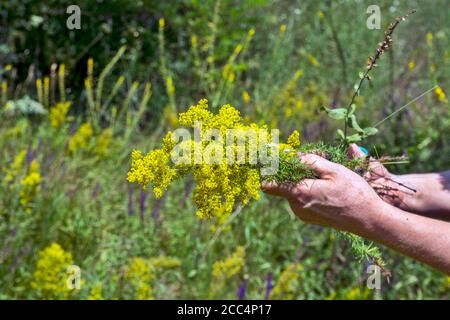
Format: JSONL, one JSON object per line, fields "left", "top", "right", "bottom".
{"left": 356, "top": 201, "right": 450, "bottom": 275}
{"left": 394, "top": 170, "right": 450, "bottom": 219}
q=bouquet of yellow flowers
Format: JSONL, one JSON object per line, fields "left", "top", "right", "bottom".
{"left": 127, "top": 99, "right": 365, "bottom": 221}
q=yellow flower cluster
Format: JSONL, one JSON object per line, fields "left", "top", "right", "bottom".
{"left": 269, "top": 263, "right": 302, "bottom": 300}
{"left": 87, "top": 283, "right": 104, "bottom": 300}
{"left": 212, "top": 246, "right": 245, "bottom": 278}
{"left": 95, "top": 128, "right": 112, "bottom": 158}
{"left": 68, "top": 122, "right": 93, "bottom": 155}
{"left": 124, "top": 255, "right": 180, "bottom": 300}
{"left": 128, "top": 99, "right": 266, "bottom": 221}
{"left": 31, "top": 243, "right": 73, "bottom": 299}
{"left": 49, "top": 101, "right": 71, "bottom": 129}
{"left": 20, "top": 160, "right": 41, "bottom": 209}
{"left": 4, "top": 149, "right": 27, "bottom": 184}
{"left": 125, "top": 257, "right": 154, "bottom": 300}
{"left": 128, "top": 134, "right": 178, "bottom": 198}
{"left": 286, "top": 130, "right": 300, "bottom": 148}
{"left": 435, "top": 86, "right": 447, "bottom": 103}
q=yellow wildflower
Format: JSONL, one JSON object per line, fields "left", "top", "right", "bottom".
{"left": 345, "top": 287, "right": 370, "bottom": 300}
{"left": 125, "top": 258, "right": 154, "bottom": 300}
{"left": 287, "top": 130, "right": 300, "bottom": 148}
{"left": 159, "top": 18, "right": 165, "bottom": 29}
{"left": 270, "top": 263, "right": 302, "bottom": 300}
{"left": 317, "top": 10, "right": 325, "bottom": 20}
{"left": 31, "top": 243, "right": 73, "bottom": 299}
{"left": 95, "top": 128, "right": 112, "bottom": 158}
{"left": 408, "top": 59, "right": 415, "bottom": 71}
{"left": 242, "top": 90, "right": 251, "bottom": 105}
{"left": 36, "top": 78, "right": 43, "bottom": 105}
{"left": 212, "top": 246, "right": 245, "bottom": 278}
{"left": 435, "top": 86, "right": 447, "bottom": 103}
{"left": 128, "top": 99, "right": 267, "bottom": 221}
{"left": 87, "top": 283, "right": 104, "bottom": 300}
{"left": 49, "top": 101, "right": 71, "bottom": 129}
{"left": 149, "top": 256, "right": 181, "bottom": 269}
{"left": 307, "top": 54, "right": 319, "bottom": 66}
{"left": 20, "top": 160, "right": 41, "bottom": 209}
{"left": 426, "top": 32, "right": 433, "bottom": 46}
{"left": 4, "top": 150, "right": 27, "bottom": 184}
{"left": 279, "top": 24, "right": 287, "bottom": 35}
{"left": 68, "top": 122, "right": 93, "bottom": 155}
{"left": 165, "top": 76, "right": 175, "bottom": 96}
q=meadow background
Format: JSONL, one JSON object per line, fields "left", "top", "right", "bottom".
{"left": 0, "top": 0, "right": 449, "bottom": 299}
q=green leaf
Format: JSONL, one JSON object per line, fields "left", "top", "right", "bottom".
{"left": 348, "top": 114, "right": 364, "bottom": 133}
{"left": 363, "top": 127, "right": 378, "bottom": 136}
{"left": 323, "top": 107, "right": 347, "bottom": 120}
{"left": 336, "top": 129, "right": 345, "bottom": 140}
{"left": 347, "top": 134, "right": 362, "bottom": 143}
{"left": 348, "top": 104, "right": 356, "bottom": 116}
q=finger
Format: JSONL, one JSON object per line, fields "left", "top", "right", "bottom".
{"left": 261, "top": 181, "right": 298, "bottom": 200}
{"left": 367, "top": 159, "right": 390, "bottom": 179}
{"left": 348, "top": 143, "right": 367, "bottom": 159}
{"left": 298, "top": 153, "right": 338, "bottom": 178}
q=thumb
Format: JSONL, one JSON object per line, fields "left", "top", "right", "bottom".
{"left": 348, "top": 143, "right": 367, "bottom": 159}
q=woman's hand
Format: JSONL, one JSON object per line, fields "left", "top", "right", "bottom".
{"left": 348, "top": 144, "right": 450, "bottom": 219}
{"left": 262, "top": 153, "right": 385, "bottom": 234}
{"left": 347, "top": 144, "right": 415, "bottom": 209}
{"left": 262, "top": 152, "right": 450, "bottom": 274}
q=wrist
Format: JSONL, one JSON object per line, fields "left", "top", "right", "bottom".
{"left": 349, "top": 198, "right": 392, "bottom": 240}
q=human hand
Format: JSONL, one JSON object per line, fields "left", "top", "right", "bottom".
{"left": 347, "top": 144, "right": 415, "bottom": 209}
{"left": 262, "top": 153, "right": 386, "bottom": 234}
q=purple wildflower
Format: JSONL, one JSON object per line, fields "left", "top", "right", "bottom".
{"left": 264, "top": 273, "right": 273, "bottom": 300}
{"left": 127, "top": 185, "right": 134, "bottom": 216}
{"left": 237, "top": 279, "right": 248, "bottom": 300}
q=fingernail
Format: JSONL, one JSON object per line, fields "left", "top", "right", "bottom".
{"left": 359, "top": 146, "right": 369, "bottom": 156}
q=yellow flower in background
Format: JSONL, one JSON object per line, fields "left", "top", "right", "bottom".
{"left": 212, "top": 246, "right": 245, "bottom": 278}
{"left": 4, "top": 149, "right": 27, "bottom": 184}
{"left": 317, "top": 10, "right": 325, "bottom": 20}
{"left": 159, "top": 18, "right": 165, "bottom": 29}
{"left": 20, "top": 160, "right": 41, "bottom": 209}
{"left": 125, "top": 257, "right": 154, "bottom": 300}
{"left": 242, "top": 90, "right": 251, "bottom": 105}
{"left": 408, "top": 59, "right": 415, "bottom": 71}
{"left": 1, "top": 81, "right": 7, "bottom": 106}
{"left": 287, "top": 130, "right": 300, "bottom": 148}
{"left": 49, "top": 101, "right": 71, "bottom": 129}
{"left": 426, "top": 32, "right": 433, "bottom": 46}
{"left": 31, "top": 243, "right": 73, "bottom": 299}
{"left": 270, "top": 263, "right": 302, "bottom": 299}
{"left": 165, "top": 76, "right": 175, "bottom": 96}
{"left": 279, "top": 24, "right": 287, "bottom": 35}
{"left": 95, "top": 128, "right": 112, "bottom": 158}
{"left": 345, "top": 287, "right": 370, "bottom": 300}
{"left": 68, "top": 122, "right": 93, "bottom": 155}
{"left": 149, "top": 256, "right": 181, "bottom": 269}
{"left": 87, "top": 284, "right": 104, "bottom": 300}
{"left": 307, "top": 54, "right": 319, "bottom": 66}
{"left": 36, "top": 78, "right": 43, "bottom": 105}
{"left": 87, "top": 58, "right": 94, "bottom": 82}
{"left": 435, "top": 86, "right": 447, "bottom": 103}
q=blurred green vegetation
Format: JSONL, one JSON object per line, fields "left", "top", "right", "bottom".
{"left": 0, "top": 0, "right": 449, "bottom": 299}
